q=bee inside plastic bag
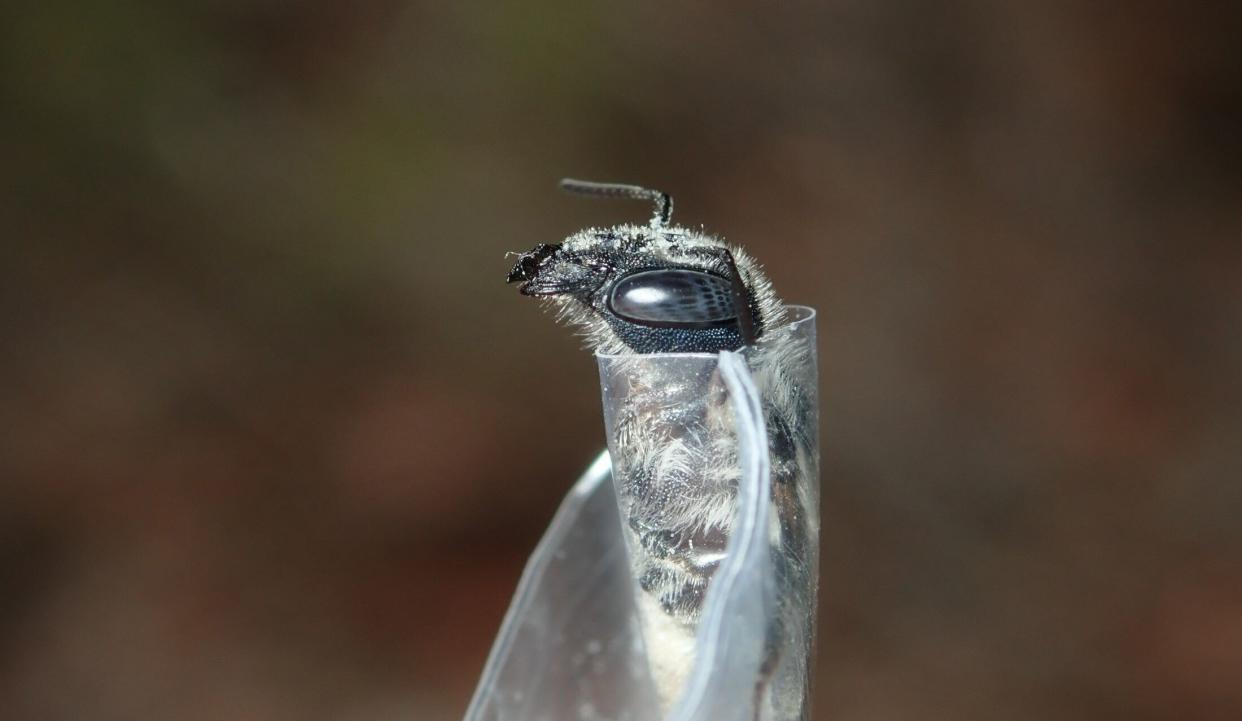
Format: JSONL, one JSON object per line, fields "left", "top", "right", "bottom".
{"left": 465, "top": 307, "right": 818, "bottom": 721}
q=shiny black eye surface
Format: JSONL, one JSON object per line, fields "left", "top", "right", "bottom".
{"left": 608, "top": 269, "right": 737, "bottom": 328}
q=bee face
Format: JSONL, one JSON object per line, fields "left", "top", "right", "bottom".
{"left": 507, "top": 180, "right": 781, "bottom": 355}
{"left": 508, "top": 228, "right": 761, "bottom": 353}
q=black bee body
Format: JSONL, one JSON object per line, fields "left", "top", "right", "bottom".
{"left": 508, "top": 180, "right": 816, "bottom": 721}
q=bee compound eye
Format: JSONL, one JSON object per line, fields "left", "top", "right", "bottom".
{"left": 608, "top": 269, "right": 738, "bottom": 327}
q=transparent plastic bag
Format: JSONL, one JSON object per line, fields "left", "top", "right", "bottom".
{"left": 462, "top": 451, "right": 661, "bottom": 721}
{"left": 465, "top": 307, "right": 818, "bottom": 721}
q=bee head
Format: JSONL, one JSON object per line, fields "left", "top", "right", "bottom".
{"left": 507, "top": 180, "right": 776, "bottom": 355}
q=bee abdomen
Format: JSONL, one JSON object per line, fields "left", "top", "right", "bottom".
{"left": 637, "top": 556, "right": 712, "bottom": 623}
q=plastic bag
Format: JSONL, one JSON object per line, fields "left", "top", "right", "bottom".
{"left": 465, "top": 307, "right": 818, "bottom": 721}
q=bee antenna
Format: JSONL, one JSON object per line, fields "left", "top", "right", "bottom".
{"left": 559, "top": 178, "right": 673, "bottom": 228}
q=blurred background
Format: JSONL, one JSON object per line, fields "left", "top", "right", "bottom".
{"left": 2, "top": 1, "right": 1240, "bottom": 720}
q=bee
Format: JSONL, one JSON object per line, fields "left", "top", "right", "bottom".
{"left": 507, "top": 179, "right": 818, "bottom": 721}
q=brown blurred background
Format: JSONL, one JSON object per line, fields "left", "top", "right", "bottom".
{"left": 2, "top": 1, "right": 1241, "bottom": 720}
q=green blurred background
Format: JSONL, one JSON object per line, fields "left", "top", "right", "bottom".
{"left": 2, "top": 2, "right": 1240, "bottom": 720}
